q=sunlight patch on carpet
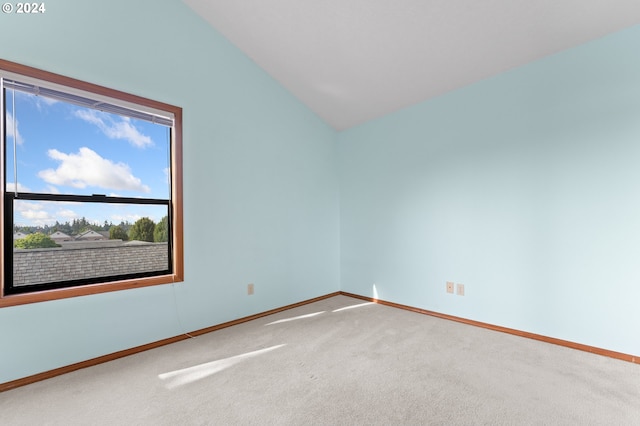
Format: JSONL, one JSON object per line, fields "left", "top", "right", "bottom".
{"left": 158, "top": 344, "right": 286, "bottom": 389}
{"left": 332, "top": 302, "right": 375, "bottom": 312}
{"left": 264, "top": 311, "right": 326, "bottom": 326}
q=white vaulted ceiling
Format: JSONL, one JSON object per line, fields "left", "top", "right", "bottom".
{"left": 182, "top": 0, "right": 640, "bottom": 130}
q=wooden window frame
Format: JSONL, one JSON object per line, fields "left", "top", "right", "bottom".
{"left": 0, "top": 59, "right": 183, "bottom": 308}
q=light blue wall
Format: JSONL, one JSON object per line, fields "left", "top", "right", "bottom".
{"left": 0, "top": 0, "right": 340, "bottom": 383}
{"left": 2, "top": 1, "right": 639, "bottom": 386}
{"left": 339, "top": 25, "right": 640, "bottom": 356}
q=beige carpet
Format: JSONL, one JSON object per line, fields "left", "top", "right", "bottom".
{"left": 1, "top": 295, "right": 639, "bottom": 425}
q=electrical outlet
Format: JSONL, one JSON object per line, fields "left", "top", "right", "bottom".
{"left": 456, "top": 283, "right": 465, "bottom": 296}
{"left": 446, "top": 281, "right": 454, "bottom": 294}
{"left": 247, "top": 283, "right": 254, "bottom": 295}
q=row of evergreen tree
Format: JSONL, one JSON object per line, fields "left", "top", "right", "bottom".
{"left": 14, "top": 216, "right": 169, "bottom": 245}
{"left": 15, "top": 217, "right": 132, "bottom": 237}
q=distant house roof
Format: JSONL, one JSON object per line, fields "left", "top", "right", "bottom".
{"left": 13, "top": 232, "right": 28, "bottom": 240}
{"left": 76, "top": 230, "right": 108, "bottom": 241}
{"left": 49, "top": 231, "right": 73, "bottom": 241}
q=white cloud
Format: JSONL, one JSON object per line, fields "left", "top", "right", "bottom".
{"left": 21, "top": 209, "right": 54, "bottom": 221}
{"left": 46, "top": 185, "right": 61, "bottom": 194}
{"left": 15, "top": 201, "right": 44, "bottom": 212}
{"left": 74, "top": 109, "right": 153, "bottom": 148}
{"left": 32, "top": 95, "right": 58, "bottom": 111}
{"left": 6, "top": 112, "right": 24, "bottom": 145}
{"left": 6, "top": 182, "right": 30, "bottom": 192}
{"left": 13, "top": 202, "right": 79, "bottom": 227}
{"left": 56, "top": 209, "right": 78, "bottom": 220}
{"left": 38, "top": 147, "right": 151, "bottom": 193}
{"left": 14, "top": 201, "right": 55, "bottom": 226}
{"left": 38, "top": 96, "right": 58, "bottom": 106}
{"left": 111, "top": 213, "right": 142, "bottom": 223}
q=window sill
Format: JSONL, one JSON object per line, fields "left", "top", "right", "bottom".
{"left": 0, "top": 273, "right": 183, "bottom": 308}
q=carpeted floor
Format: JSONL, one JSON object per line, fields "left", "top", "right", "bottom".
{"left": 1, "top": 295, "right": 639, "bottom": 425}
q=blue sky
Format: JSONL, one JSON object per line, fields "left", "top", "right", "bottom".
{"left": 6, "top": 89, "right": 171, "bottom": 228}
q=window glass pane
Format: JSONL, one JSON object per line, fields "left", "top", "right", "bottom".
{"left": 12, "top": 200, "right": 170, "bottom": 288}
{"left": 2, "top": 61, "right": 182, "bottom": 301}
{"left": 6, "top": 90, "right": 170, "bottom": 199}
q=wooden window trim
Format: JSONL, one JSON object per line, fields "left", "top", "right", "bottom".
{"left": 0, "top": 59, "right": 183, "bottom": 308}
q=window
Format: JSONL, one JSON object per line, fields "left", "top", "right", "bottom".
{"left": 0, "top": 59, "right": 183, "bottom": 307}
